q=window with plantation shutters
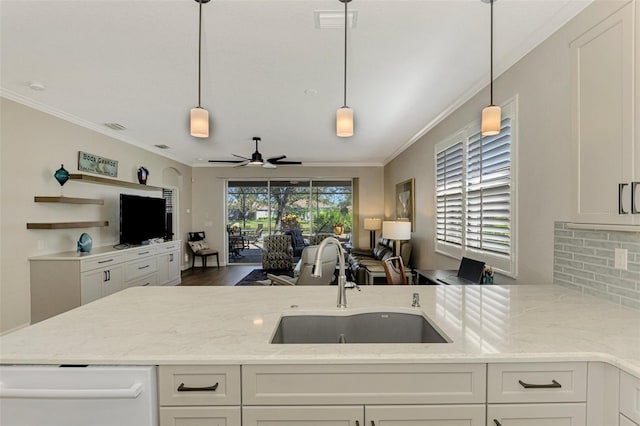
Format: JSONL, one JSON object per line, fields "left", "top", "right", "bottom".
{"left": 436, "top": 140, "right": 464, "bottom": 246}
{"left": 466, "top": 117, "right": 511, "bottom": 256}
{"left": 434, "top": 100, "right": 517, "bottom": 275}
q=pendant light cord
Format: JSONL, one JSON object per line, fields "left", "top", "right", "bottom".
{"left": 197, "top": 0, "right": 203, "bottom": 108}
{"left": 343, "top": 0, "right": 348, "bottom": 108}
{"left": 489, "top": 0, "right": 494, "bottom": 106}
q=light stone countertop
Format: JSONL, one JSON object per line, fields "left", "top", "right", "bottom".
{"left": 1, "top": 285, "right": 639, "bottom": 378}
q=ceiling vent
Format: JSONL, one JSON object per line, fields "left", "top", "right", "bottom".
{"left": 104, "top": 123, "right": 126, "bottom": 131}
{"left": 154, "top": 144, "right": 171, "bottom": 149}
{"left": 314, "top": 10, "right": 358, "bottom": 29}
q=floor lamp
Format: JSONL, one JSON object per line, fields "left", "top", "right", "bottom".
{"left": 363, "top": 218, "right": 382, "bottom": 249}
{"left": 382, "top": 221, "right": 412, "bottom": 258}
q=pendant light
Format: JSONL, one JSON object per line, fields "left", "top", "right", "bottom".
{"left": 190, "top": 0, "right": 210, "bottom": 138}
{"left": 336, "top": 0, "right": 353, "bottom": 138}
{"left": 481, "top": 0, "right": 501, "bottom": 136}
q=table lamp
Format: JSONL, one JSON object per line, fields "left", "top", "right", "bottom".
{"left": 363, "top": 218, "right": 382, "bottom": 248}
{"left": 382, "top": 220, "right": 412, "bottom": 257}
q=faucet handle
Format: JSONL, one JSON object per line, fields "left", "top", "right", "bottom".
{"left": 345, "top": 281, "right": 361, "bottom": 291}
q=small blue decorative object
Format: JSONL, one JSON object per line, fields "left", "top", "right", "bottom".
{"left": 77, "top": 233, "right": 93, "bottom": 253}
{"left": 54, "top": 164, "right": 69, "bottom": 186}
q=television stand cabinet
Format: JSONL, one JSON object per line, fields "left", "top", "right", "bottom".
{"left": 29, "top": 240, "right": 181, "bottom": 324}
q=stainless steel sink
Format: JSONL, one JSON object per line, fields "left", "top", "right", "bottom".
{"left": 270, "top": 309, "right": 450, "bottom": 344}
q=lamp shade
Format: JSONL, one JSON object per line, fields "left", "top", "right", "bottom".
{"left": 382, "top": 221, "right": 411, "bottom": 241}
{"left": 481, "top": 105, "right": 501, "bottom": 136}
{"left": 363, "top": 218, "right": 382, "bottom": 231}
{"left": 336, "top": 106, "right": 353, "bottom": 137}
{"left": 190, "top": 107, "right": 209, "bottom": 138}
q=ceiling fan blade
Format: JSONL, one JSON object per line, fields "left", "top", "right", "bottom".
{"left": 233, "top": 160, "right": 250, "bottom": 168}
{"left": 208, "top": 159, "right": 247, "bottom": 163}
{"left": 267, "top": 155, "right": 286, "bottom": 163}
{"left": 272, "top": 160, "right": 302, "bottom": 165}
{"left": 233, "top": 153, "right": 251, "bottom": 160}
{"left": 262, "top": 162, "right": 277, "bottom": 169}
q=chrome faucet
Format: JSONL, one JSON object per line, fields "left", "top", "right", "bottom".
{"left": 312, "top": 237, "right": 349, "bottom": 308}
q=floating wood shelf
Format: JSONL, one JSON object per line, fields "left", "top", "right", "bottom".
{"left": 69, "top": 173, "right": 163, "bottom": 191}
{"left": 26, "top": 221, "right": 109, "bottom": 230}
{"left": 34, "top": 196, "right": 104, "bottom": 205}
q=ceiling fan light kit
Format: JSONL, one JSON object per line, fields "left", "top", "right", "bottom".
{"left": 336, "top": 0, "right": 354, "bottom": 138}
{"left": 481, "top": 0, "right": 501, "bottom": 137}
{"left": 190, "top": 0, "right": 210, "bottom": 139}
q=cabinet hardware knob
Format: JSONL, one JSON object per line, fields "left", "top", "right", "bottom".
{"left": 177, "top": 382, "right": 219, "bottom": 392}
{"left": 518, "top": 379, "right": 561, "bottom": 389}
{"left": 619, "top": 183, "right": 629, "bottom": 214}
{"left": 632, "top": 182, "right": 639, "bottom": 214}
{"left": 493, "top": 420, "right": 502, "bottom": 426}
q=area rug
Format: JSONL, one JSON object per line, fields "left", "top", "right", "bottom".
{"left": 234, "top": 269, "right": 294, "bottom": 286}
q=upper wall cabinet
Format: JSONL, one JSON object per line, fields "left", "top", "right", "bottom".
{"left": 570, "top": 2, "right": 639, "bottom": 226}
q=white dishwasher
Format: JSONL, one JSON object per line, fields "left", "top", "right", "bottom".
{"left": 0, "top": 365, "right": 158, "bottom": 426}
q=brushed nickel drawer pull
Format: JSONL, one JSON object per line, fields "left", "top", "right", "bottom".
{"left": 518, "top": 379, "right": 561, "bottom": 389}
{"left": 138, "top": 265, "right": 150, "bottom": 270}
{"left": 98, "top": 259, "right": 114, "bottom": 264}
{"left": 177, "top": 382, "right": 219, "bottom": 392}
{"left": 139, "top": 251, "right": 150, "bottom": 255}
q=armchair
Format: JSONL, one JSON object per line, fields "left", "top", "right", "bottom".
{"left": 262, "top": 234, "right": 294, "bottom": 271}
{"left": 266, "top": 245, "right": 337, "bottom": 286}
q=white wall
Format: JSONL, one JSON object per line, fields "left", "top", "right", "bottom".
{"left": 0, "top": 99, "right": 193, "bottom": 333}
{"left": 191, "top": 165, "right": 384, "bottom": 263}
{"left": 384, "top": 1, "right": 631, "bottom": 284}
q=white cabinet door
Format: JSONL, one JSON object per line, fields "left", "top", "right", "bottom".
{"left": 158, "top": 250, "right": 181, "bottom": 285}
{"left": 80, "top": 265, "right": 124, "bottom": 304}
{"left": 367, "top": 404, "right": 485, "bottom": 426}
{"left": 570, "top": 3, "right": 636, "bottom": 224}
{"left": 488, "top": 403, "right": 586, "bottom": 426}
{"left": 243, "top": 406, "right": 363, "bottom": 426}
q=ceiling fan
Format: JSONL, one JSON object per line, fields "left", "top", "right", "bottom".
{"left": 208, "top": 137, "right": 302, "bottom": 168}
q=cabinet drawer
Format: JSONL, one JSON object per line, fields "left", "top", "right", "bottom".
{"left": 80, "top": 253, "right": 125, "bottom": 272}
{"left": 242, "top": 363, "right": 486, "bottom": 405}
{"left": 158, "top": 242, "right": 181, "bottom": 252}
{"left": 488, "top": 403, "right": 586, "bottom": 426}
{"left": 126, "top": 257, "right": 158, "bottom": 282}
{"left": 127, "top": 272, "right": 158, "bottom": 287}
{"left": 621, "top": 371, "right": 640, "bottom": 424}
{"left": 488, "top": 362, "right": 587, "bottom": 403}
{"left": 125, "top": 246, "right": 156, "bottom": 262}
{"left": 159, "top": 406, "right": 241, "bottom": 426}
{"left": 159, "top": 365, "right": 241, "bottom": 406}
{"left": 243, "top": 406, "right": 362, "bottom": 426}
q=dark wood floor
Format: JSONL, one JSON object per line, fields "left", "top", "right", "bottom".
{"left": 179, "top": 264, "right": 257, "bottom": 286}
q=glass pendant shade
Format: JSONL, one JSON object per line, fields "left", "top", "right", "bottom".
{"left": 336, "top": 106, "right": 353, "bottom": 137}
{"left": 190, "top": 107, "right": 209, "bottom": 138}
{"left": 481, "top": 105, "right": 501, "bottom": 136}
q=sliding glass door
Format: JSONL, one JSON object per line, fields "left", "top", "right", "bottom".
{"left": 226, "top": 179, "right": 352, "bottom": 264}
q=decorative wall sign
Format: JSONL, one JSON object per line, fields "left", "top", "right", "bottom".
{"left": 396, "top": 178, "right": 415, "bottom": 232}
{"left": 77, "top": 151, "right": 118, "bottom": 177}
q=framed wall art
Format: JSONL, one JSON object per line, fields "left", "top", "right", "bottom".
{"left": 395, "top": 178, "right": 415, "bottom": 231}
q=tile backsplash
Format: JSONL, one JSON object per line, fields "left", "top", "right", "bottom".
{"left": 553, "top": 222, "right": 640, "bottom": 309}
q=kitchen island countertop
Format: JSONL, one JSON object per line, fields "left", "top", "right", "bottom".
{"left": 1, "top": 285, "right": 639, "bottom": 377}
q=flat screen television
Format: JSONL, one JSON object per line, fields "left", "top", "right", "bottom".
{"left": 119, "top": 194, "right": 166, "bottom": 245}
